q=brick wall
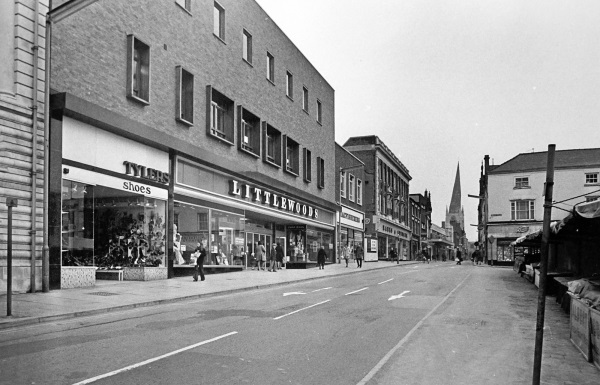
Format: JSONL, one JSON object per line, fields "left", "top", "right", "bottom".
{"left": 51, "top": 0, "right": 336, "bottom": 204}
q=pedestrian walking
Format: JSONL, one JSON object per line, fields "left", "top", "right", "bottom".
{"left": 390, "top": 247, "right": 398, "bottom": 264}
{"left": 193, "top": 242, "right": 206, "bottom": 282}
{"left": 455, "top": 248, "right": 462, "bottom": 265}
{"left": 276, "top": 242, "right": 284, "bottom": 269}
{"left": 255, "top": 241, "right": 266, "bottom": 270}
{"left": 343, "top": 244, "right": 351, "bottom": 267}
{"left": 269, "top": 243, "right": 277, "bottom": 272}
{"left": 317, "top": 245, "right": 326, "bottom": 269}
{"left": 355, "top": 243, "right": 363, "bottom": 268}
{"left": 472, "top": 249, "right": 482, "bottom": 265}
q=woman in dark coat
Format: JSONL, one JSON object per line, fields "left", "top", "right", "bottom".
{"left": 317, "top": 246, "right": 326, "bottom": 270}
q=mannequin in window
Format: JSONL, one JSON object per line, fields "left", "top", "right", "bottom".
{"left": 173, "top": 224, "right": 185, "bottom": 265}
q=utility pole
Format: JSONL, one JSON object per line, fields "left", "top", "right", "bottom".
{"left": 532, "top": 144, "right": 556, "bottom": 385}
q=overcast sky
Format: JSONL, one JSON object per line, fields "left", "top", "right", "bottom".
{"left": 256, "top": 0, "right": 600, "bottom": 240}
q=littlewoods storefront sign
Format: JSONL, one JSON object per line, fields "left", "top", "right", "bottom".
{"left": 229, "top": 180, "right": 319, "bottom": 219}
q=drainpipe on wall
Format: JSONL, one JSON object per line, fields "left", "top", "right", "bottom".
{"left": 42, "top": 0, "right": 53, "bottom": 292}
{"left": 30, "top": 0, "right": 41, "bottom": 293}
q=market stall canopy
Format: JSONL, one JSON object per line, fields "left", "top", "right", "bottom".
{"left": 574, "top": 199, "right": 600, "bottom": 219}
{"left": 512, "top": 200, "right": 600, "bottom": 247}
{"left": 551, "top": 199, "right": 600, "bottom": 239}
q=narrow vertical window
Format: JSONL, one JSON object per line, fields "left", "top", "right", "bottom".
{"left": 267, "top": 131, "right": 274, "bottom": 160}
{"left": 214, "top": 2, "right": 225, "bottom": 40}
{"left": 302, "top": 86, "right": 309, "bottom": 112}
{"left": 317, "top": 157, "right": 325, "bottom": 189}
{"left": 357, "top": 179, "right": 363, "bottom": 205}
{"left": 176, "top": 66, "right": 194, "bottom": 125}
{"left": 263, "top": 123, "right": 282, "bottom": 167}
{"left": 127, "top": 34, "right": 150, "bottom": 104}
{"left": 303, "top": 148, "right": 312, "bottom": 182}
{"left": 349, "top": 174, "right": 355, "bottom": 202}
{"left": 286, "top": 71, "right": 293, "bottom": 99}
{"left": 267, "top": 52, "right": 275, "bottom": 82}
{"left": 243, "top": 30, "right": 252, "bottom": 64}
{"left": 211, "top": 101, "right": 225, "bottom": 137}
{"left": 316, "top": 99, "right": 322, "bottom": 124}
{"left": 340, "top": 170, "right": 346, "bottom": 198}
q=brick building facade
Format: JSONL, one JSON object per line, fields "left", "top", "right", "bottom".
{"left": 48, "top": 0, "right": 337, "bottom": 288}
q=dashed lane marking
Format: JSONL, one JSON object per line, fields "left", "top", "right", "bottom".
{"left": 273, "top": 300, "right": 331, "bottom": 320}
{"left": 345, "top": 287, "right": 369, "bottom": 296}
{"left": 72, "top": 331, "right": 238, "bottom": 384}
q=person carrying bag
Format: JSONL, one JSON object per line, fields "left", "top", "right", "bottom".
{"left": 193, "top": 242, "right": 206, "bottom": 281}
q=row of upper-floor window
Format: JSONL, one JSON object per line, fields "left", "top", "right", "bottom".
{"left": 513, "top": 172, "right": 599, "bottom": 189}
{"left": 173, "top": 0, "right": 324, "bottom": 124}
{"left": 503, "top": 192, "right": 599, "bottom": 221}
{"left": 340, "top": 171, "right": 363, "bottom": 206}
{"left": 378, "top": 159, "right": 408, "bottom": 219}
{"left": 126, "top": 34, "right": 325, "bottom": 188}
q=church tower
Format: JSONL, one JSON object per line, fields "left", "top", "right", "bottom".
{"left": 445, "top": 163, "right": 466, "bottom": 248}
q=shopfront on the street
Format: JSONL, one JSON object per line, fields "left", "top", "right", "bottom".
{"left": 56, "top": 117, "right": 169, "bottom": 288}
{"left": 373, "top": 216, "right": 411, "bottom": 260}
{"left": 339, "top": 205, "right": 365, "bottom": 258}
{"left": 488, "top": 223, "right": 542, "bottom": 265}
{"left": 173, "top": 157, "right": 336, "bottom": 269}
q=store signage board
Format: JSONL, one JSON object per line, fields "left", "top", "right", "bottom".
{"left": 65, "top": 166, "right": 167, "bottom": 200}
{"left": 570, "top": 295, "right": 592, "bottom": 362}
{"left": 340, "top": 206, "right": 364, "bottom": 230}
{"left": 63, "top": 117, "right": 168, "bottom": 173}
{"left": 229, "top": 180, "right": 319, "bottom": 219}
{"left": 591, "top": 307, "right": 600, "bottom": 369}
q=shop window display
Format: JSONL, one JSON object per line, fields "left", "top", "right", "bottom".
{"left": 287, "top": 225, "right": 306, "bottom": 262}
{"left": 174, "top": 203, "right": 245, "bottom": 266}
{"left": 61, "top": 181, "right": 166, "bottom": 268}
{"left": 306, "top": 228, "right": 334, "bottom": 263}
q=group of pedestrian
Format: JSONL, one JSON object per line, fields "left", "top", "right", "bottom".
{"left": 250, "top": 241, "right": 284, "bottom": 272}
{"left": 340, "top": 243, "right": 364, "bottom": 268}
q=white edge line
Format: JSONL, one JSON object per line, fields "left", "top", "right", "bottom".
{"left": 356, "top": 272, "right": 472, "bottom": 385}
{"left": 378, "top": 279, "right": 394, "bottom": 285}
{"left": 344, "top": 287, "right": 369, "bottom": 296}
{"left": 72, "top": 331, "right": 238, "bottom": 385}
{"left": 273, "top": 299, "right": 331, "bottom": 320}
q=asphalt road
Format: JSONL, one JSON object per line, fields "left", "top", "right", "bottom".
{"left": 0, "top": 263, "right": 596, "bottom": 385}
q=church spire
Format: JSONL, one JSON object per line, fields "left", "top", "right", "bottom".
{"left": 449, "top": 163, "right": 461, "bottom": 213}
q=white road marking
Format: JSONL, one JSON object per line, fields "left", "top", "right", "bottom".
{"left": 273, "top": 300, "right": 331, "bottom": 320}
{"left": 72, "top": 331, "right": 238, "bottom": 384}
{"left": 283, "top": 292, "right": 306, "bottom": 296}
{"left": 357, "top": 272, "right": 472, "bottom": 385}
{"left": 388, "top": 291, "right": 410, "bottom": 301}
{"left": 412, "top": 266, "right": 419, "bottom": 269}
{"left": 311, "top": 287, "right": 333, "bottom": 292}
{"left": 378, "top": 279, "right": 394, "bottom": 285}
{"left": 345, "top": 287, "right": 369, "bottom": 296}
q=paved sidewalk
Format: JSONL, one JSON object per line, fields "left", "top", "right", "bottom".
{"left": 0, "top": 260, "right": 418, "bottom": 330}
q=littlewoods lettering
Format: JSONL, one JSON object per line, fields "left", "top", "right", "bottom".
{"left": 229, "top": 180, "right": 318, "bottom": 219}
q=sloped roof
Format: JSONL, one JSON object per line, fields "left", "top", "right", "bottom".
{"left": 489, "top": 148, "right": 600, "bottom": 174}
